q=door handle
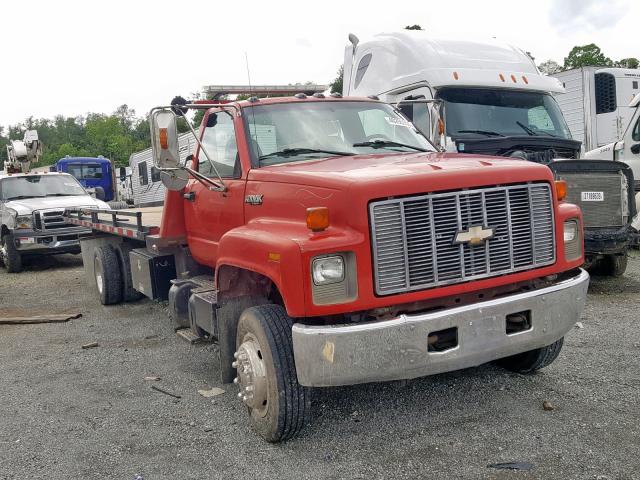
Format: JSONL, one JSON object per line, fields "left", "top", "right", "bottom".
{"left": 183, "top": 191, "right": 196, "bottom": 201}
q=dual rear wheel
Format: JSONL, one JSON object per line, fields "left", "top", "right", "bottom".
{"left": 93, "top": 243, "right": 143, "bottom": 305}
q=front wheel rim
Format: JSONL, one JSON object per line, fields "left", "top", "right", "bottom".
{"left": 94, "top": 258, "right": 104, "bottom": 294}
{"left": 233, "top": 333, "right": 269, "bottom": 417}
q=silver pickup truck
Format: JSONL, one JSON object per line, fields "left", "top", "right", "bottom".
{"left": 0, "top": 172, "right": 110, "bottom": 273}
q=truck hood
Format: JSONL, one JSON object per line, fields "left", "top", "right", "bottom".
{"left": 4, "top": 195, "right": 109, "bottom": 216}
{"left": 248, "top": 152, "right": 555, "bottom": 193}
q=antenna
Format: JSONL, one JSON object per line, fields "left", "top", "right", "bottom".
{"left": 245, "top": 52, "right": 259, "bottom": 160}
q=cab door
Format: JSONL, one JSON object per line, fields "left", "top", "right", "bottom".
{"left": 182, "top": 109, "right": 247, "bottom": 268}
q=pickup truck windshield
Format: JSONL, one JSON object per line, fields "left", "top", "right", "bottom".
{"left": 242, "top": 101, "right": 436, "bottom": 166}
{"left": 438, "top": 88, "right": 572, "bottom": 140}
{"left": 0, "top": 175, "right": 86, "bottom": 200}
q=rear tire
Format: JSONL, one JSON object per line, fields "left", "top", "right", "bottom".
{"left": 601, "top": 253, "right": 627, "bottom": 277}
{"left": 93, "top": 245, "right": 123, "bottom": 305}
{"left": 0, "top": 234, "right": 22, "bottom": 273}
{"left": 114, "top": 243, "right": 143, "bottom": 302}
{"left": 108, "top": 200, "right": 129, "bottom": 210}
{"left": 495, "top": 337, "right": 564, "bottom": 374}
{"left": 234, "top": 304, "right": 310, "bottom": 442}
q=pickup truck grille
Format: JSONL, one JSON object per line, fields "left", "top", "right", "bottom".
{"left": 34, "top": 209, "right": 70, "bottom": 230}
{"left": 555, "top": 172, "right": 627, "bottom": 228}
{"left": 370, "top": 183, "right": 555, "bottom": 295}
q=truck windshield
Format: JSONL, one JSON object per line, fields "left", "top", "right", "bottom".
{"left": 0, "top": 175, "right": 87, "bottom": 200}
{"left": 242, "top": 101, "right": 436, "bottom": 166}
{"left": 437, "top": 88, "right": 572, "bottom": 140}
{"left": 66, "top": 163, "right": 104, "bottom": 179}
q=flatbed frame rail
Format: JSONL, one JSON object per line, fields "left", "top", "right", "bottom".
{"left": 65, "top": 208, "right": 160, "bottom": 241}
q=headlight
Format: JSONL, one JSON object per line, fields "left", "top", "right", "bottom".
{"left": 563, "top": 221, "right": 577, "bottom": 242}
{"left": 312, "top": 256, "right": 345, "bottom": 285}
{"left": 15, "top": 215, "right": 33, "bottom": 229}
{"left": 563, "top": 219, "right": 582, "bottom": 262}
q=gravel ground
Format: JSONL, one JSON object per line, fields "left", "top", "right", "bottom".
{"left": 1, "top": 253, "right": 639, "bottom": 480}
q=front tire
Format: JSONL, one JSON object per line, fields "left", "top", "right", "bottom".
{"left": 0, "top": 234, "right": 22, "bottom": 273}
{"left": 601, "top": 253, "right": 627, "bottom": 277}
{"left": 495, "top": 337, "right": 564, "bottom": 373}
{"left": 234, "top": 304, "right": 310, "bottom": 442}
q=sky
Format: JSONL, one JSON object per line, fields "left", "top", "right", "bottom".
{"left": 0, "top": 0, "right": 637, "bottom": 127}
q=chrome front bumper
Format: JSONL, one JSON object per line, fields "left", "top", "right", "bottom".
{"left": 292, "top": 269, "right": 589, "bottom": 387}
{"left": 12, "top": 227, "right": 92, "bottom": 252}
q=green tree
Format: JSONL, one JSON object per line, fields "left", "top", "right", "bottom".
{"left": 329, "top": 65, "right": 343, "bottom": 94}
{"left": 538, "top": 59, "right": 562, "bottom": 75}
{"left": 404, "top": 24, "right": 423, "bottom": 30}
{"left": 615, "top": 58, "right": 639, "bottom": 69}
{"left": 564, "top": 44, "right": 613, "bottom": 69}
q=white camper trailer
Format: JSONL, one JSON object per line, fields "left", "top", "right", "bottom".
{"left": 129, "top": 133, "right": 197, "bottom": 207}
{"left": 552, "top": 67, "right": 640, "bottom": 152}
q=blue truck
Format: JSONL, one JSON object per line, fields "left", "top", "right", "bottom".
{"left": 52, "top": 156, "right": 132, "bottom": 207}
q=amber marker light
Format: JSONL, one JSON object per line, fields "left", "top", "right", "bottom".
{"left": 307, "top": 207, "right": 330, "bottom": 232}
{"left": 453, "top": 71, "right": 459, "bottom": 80}
{"left": 499, "top": 73, "right": 506, "bottom": 82}
{"left": 159, "top": 128, "right": 168, "bottom": 150}
{"left": 555, "top": 180, "right": 567, "bottom": 201}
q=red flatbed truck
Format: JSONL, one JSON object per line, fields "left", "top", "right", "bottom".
{"left": 67, "top": 95, "right": 589, "bottom": 442}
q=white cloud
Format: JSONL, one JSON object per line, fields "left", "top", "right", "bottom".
{"left": 549, "top": 0, "right": 630, "bottom": 33}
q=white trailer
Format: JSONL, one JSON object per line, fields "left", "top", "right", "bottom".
{"left": 129, "top": 132, "right": 197, "bottom": 207}
{"left": 552, "top": 67, "right": 640, "bottom": 152}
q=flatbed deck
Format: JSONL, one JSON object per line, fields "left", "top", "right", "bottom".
{"left": 65, "top": 206, "right": 163, "bottom": 241}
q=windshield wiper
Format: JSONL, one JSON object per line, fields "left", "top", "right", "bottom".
{"left": 259, "top": 147, "right": 355, "bottom": 161}
{"left": 5, "top": 195, "right": 45, "bottom": 200}
{"left": 456, "top": 129, "right": 505, "bottom": 137}
{"left": 45, "top": 193, "right": 83, "bottom": 197}
{"left": 515, "top": 121, "right": 559, "bottom": 138}
{"left": 352, "top": 140, "right": 428, "bottom": 152}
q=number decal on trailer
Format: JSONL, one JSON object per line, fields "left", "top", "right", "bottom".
{"left": 581, "top": 191, "right": 604, "bottom": 202}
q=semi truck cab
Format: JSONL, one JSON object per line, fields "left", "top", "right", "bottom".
{"left": 344, "top": 31, "right": 634, "bottom": 275}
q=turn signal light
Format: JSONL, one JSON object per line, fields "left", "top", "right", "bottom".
{"left": 555, "top": 180, "right": 567, "bottom": 201}
{"left": 307, "top": 207, "right": 329, "bottom": 232}
{"left": 159, "top": 128, "right": 168, "bottom": 150}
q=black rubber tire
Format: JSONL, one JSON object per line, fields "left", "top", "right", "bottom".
{"left": 94, "top": 186, "right": 106, "bottom": 201}
{"left": 601, "top": 254, "right": 628, "bottom": 277}
{"left": 93, "top": 245, "right": 123, "bottom": 305}
{"left": 236, "top": 304, "right": 310, "bottom": 442}
{"left": 108, "top": 200, "right": 129, "bottom": 210}
{"left": 216, "top": 295, "right": 267, "bottom": 384}
{"left": 495, "top": 337, "right": 564, "bottom": 374}
{"left": 114, "top": 243, "right": 143, "bottom": 302}
{"left": 1, "top": 234, "right": 22, "bottom": 273}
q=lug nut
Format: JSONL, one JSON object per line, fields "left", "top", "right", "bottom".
{"left": 233, "top": 352, "right": 239, "bottom": 359}
{"left": 233, "top": 377, "right": 239, "bottom": 384}
{"left": 237, "top": 392, "right": 243, "bottom": 398}
{"left": 245, "top": 385, "right": 254, "bottom": 392}
{"left": 231, "top": 361, "right": 238, "bottom": 368}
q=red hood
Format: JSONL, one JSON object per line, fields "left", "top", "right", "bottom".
{"left": 247, "top": 152, "right": 555, "bottom": 195}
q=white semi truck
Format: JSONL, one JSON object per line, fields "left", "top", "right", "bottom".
{"left": 344, "top": 31, "right": 635, "bottom": 275}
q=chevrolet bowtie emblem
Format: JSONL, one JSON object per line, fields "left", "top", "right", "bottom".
{"left": 454, "top": 225, "right": 494, "bottom": 246}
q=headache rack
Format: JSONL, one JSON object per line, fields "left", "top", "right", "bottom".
{"left": 64, "top": 208, "right": 161, "bottom": 241}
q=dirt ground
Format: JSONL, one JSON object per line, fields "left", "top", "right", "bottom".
{"left": 0, "top": 252, "right": 639, "bottom": 479}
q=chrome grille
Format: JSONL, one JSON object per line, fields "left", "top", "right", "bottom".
{"left": 34, "top": 209, "right": 68, "bottom": 230}
{"left": 555, "top": 172, "right": 627, "bottom": 228}
{"left": 370, "top": 183, "right": 555, "bottom": 295}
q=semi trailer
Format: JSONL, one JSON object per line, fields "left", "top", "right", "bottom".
{"left": 67, "top": 95, "right": 589, "bottom": 442}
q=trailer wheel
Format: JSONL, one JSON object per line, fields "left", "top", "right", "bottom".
{"left": 234, "top": 304, "right": 310, "bottom": 442}
{"left": 0, "top": 234, "right": 22, "bottom": 273}
{"left": 93, "top": 245, "right": 123, "bottom": 305}
{"left": 115, "top": 244, "right": 143, "bottom": 302}
{"left": 495, "top": 337, "right": 564, "bottom": 374}
{"left": 601, "top": 253, "right": 628, "bottom": 277}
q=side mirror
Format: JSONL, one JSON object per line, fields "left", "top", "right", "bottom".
{"left": 631, "top": 143, "right": 640, "bottom": 155}
{"left": 119, "top": 167, "right": 127, "bottom": 181}
{"left": 184, "top": 154, "right": 194, "bottom": 170}
{"left": 150, "top": 109, "right": 181, "bottom": 168}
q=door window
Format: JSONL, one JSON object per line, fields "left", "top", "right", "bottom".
{"left": 197, "top": 111, "right": 240, "bottom": 178}
{"left": 633, "top": 117, "right": 640, "bottom": 142}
